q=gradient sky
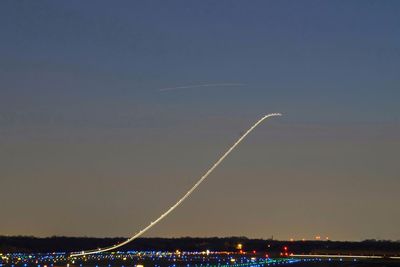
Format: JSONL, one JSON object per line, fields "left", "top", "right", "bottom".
{"left": 1, "top": 1, "right": 399, "bottom": 241}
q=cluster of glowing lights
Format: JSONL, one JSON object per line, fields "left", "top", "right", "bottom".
{"left": 0, "top": 250, "right": 316, "bottom": 267}
{"left": 2, "top": 249, "right": 400, "bottom": 267}
{"left": 313, "top": 236, "right": 329, "bottom": 241}
{"left": 0, "top": 250, "right": 310, "bottom": 267}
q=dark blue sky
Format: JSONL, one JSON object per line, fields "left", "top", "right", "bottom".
{"left": 1, "top": 1, "right": 399, "bottom": 240}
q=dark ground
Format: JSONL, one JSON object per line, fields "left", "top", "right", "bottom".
{"left": 1, "top": 236, "right": 400, "bottom": 257}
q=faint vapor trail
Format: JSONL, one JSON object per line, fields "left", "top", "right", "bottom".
{"left": 70, "top": 113, "right": 282, "bottom": 257}
{"left": 158, "top": 83, "right": 245, "bottom": 92}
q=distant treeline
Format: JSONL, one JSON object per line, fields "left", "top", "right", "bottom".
{"left": 1, "top": 236, "right": 400, "bottom": 256}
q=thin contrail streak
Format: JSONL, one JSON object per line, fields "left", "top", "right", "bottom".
{"left": 70, "top": 113, "right": 282, "bottom": 257}
{"left": 158, "top": 83, "right": 245, "bottom": 92}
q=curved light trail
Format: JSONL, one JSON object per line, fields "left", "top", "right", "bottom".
{"left": 158, "top": 83, "right": 245, "bottom": 92}
{"left": 70, "top": 113, "right": 282, "bottom": 257}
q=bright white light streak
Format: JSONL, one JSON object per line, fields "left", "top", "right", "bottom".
{"left": 291, "top": 254, "right": 383, "bottom": 259}
{"left": 158, "top": 83, "right": 245, "bottom": 92}
{"left": 70, "top": 113, "right": 282, "bottom": 257}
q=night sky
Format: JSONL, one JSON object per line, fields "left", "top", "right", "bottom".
{"left": 1, "top": 1, "right": 399, "bottom": 241}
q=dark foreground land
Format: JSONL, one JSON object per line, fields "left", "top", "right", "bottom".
{"left": 1, "top": 236, "right": 400, "bottom": 256}
{"left": 1, "top": 237, "right": 400, "bottom": 267}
